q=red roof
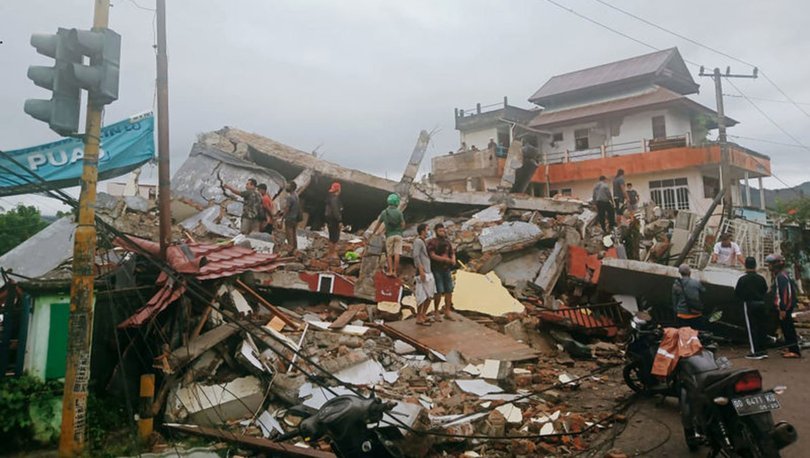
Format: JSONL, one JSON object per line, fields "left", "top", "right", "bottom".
{"left": 115, "top": 237, "right": 284, "bottom": 328}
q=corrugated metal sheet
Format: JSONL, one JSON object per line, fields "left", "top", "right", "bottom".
{"left": 529, "top": 48, "right": 694, "bottom": 105}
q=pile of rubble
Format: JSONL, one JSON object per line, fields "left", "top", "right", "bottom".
{"left": 83, "top": 128, "right": 790, "bottom": 456}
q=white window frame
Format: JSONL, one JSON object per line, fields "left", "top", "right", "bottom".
{"left": 650, "top": 177, "right": 689, "bottom": 210}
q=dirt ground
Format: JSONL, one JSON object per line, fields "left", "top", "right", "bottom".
{"left": 611, "top": 346, "right": 808, "bottom": 457}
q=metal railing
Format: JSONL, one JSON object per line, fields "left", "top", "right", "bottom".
{"left": 543, "top": 133, "right": 692, "bottom": 165}
{"left": 543, "top": 301, "right": 627, "bottom": 332}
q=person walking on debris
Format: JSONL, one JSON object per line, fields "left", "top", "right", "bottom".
{"left": 710, "top": 233, "right": 745, "bottom": 267}
{"left": 428, "top": 223, "right": 456, "bottom": 321}
{"left": 412, "top": 223, "right": 437, "bottom": 326}
{"left": 257, "top": 183, "right": 275, "bottom": 234}
{"left": 625, "top": 182, "right": 639, "bottom": 212}
{"left": 672, "top": 264, "right": 706, "bottom": 330}
{"left": 612, "top": 169, "right": 629, "bottom": 214}
{"left": 371, "top": 193, "right": 405, "bottom": 277}
{"left": 280, "top": 181, "right": 301, "bottom": 254}
{"left": 765, "top": 254, "right": 801, "bottom": 358}
{"left": 592, "top": 175, "right": 615, "bottom": 233}
{"left": 223, "top": 178, "right": 263, "bottom": 235}
{"left": 735, "top": 256, "right": 770, "bottom": 359}
{"left": 324, "top": 182, "right": 343, "bottom": 260}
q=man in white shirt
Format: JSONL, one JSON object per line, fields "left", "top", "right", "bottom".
{"left": 711, "top": 233, "right": 745, "bottom": 267}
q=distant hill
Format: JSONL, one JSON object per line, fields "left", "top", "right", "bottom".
{"left": 746, "top": 181, "right": 809, "bottom": 210}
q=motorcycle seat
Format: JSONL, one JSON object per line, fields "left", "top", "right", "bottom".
{"left": 695, "top": 369, "right": 736, "bottom": 389}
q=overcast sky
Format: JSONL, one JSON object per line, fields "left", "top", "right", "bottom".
{"left": 2, "top": 0, "right": 809, "bottom": 214}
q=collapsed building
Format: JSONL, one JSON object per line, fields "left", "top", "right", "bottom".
{"left": 0, "top": 47, "right": 806, "bottom": 457}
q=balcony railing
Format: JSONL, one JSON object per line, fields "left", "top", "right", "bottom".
{"left": 544, "top": 133, "right": 693, "bottom": 164}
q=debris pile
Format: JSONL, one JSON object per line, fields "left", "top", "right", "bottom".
{"left": 8, "top": 127, "right": 792, "bottom": 456}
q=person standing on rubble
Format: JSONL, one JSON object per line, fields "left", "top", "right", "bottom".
{"left": 765, "top": 254, "right": 801, "bottom": 358}
{"left": 257, "top": 183, "right": 275, "bottom": 234}
{"left": 324, "top": 182, "right": 343, "bottom": 260}
{"left": 710, "top": 233, "right": 745, "bottom": 267}
{"left": 413, "top": 223, "right": 437, "bottom": 326}
{"left": 371, "top": 193, "right": 405, "bottom": 277}
{"left": 735, "top": 256, "right": 770, "bottom": 359}
{"left": 592, "top": 175, "right": 615, "bottom": 233}
{"left": 428, "top": 223, "right": 456, "bottom": 321}
{"left": 672, "top": 264, "right": 706, "bottom": 330}
{"left": 625, "top": 182, "right": 639, "bottom": 212}
{"left": 280, "top": 181, "right": 301, "bottom": 253}
{"left": 612, "top": 169, "right": 629, "bottom": 215}
{"left": 223, "top": 178, "right": 263, "bottom": 235}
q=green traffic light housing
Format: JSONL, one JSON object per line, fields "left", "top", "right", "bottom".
{"left": 69, "top": 28, "right": 121, "bottom": 106}
{"left": 23, "top": 28, "right": 82, "bottom": 136}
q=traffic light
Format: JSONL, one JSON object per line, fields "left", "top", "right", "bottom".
{"left": 24, "top": 28, "right": 82, "bottom": 136}
{"left": 70, "top": 28, "right": 121, "bottom": 106}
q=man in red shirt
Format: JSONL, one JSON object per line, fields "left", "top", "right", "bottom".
{"left": 257, "top": 183, "right": 275, "bottom": 234}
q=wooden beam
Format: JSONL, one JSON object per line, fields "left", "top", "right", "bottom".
{"left": 235, "top": 279, "right": 300, "bottom": 329}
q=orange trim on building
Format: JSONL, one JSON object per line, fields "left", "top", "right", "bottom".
{"left": 531, "top": 144, "right": 770, "bottom": 185}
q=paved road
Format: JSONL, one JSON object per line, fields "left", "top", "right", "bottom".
{"left": 613, "top": 346, "right": 808, "bottom": 457}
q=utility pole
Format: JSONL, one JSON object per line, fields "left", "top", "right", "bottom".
{"left": 59, "top": 0, "right": 112, "bottom": 455}
{"left": 156, "top": 0, "right": 171, "bottom": 259}
{"left": 699, "top": 66, "right": 757, "bottom": 221}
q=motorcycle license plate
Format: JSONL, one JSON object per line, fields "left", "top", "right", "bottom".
{"left": 731, "top": 392, "right": 780, "bottom": 416}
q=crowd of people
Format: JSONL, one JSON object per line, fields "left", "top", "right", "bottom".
{"left": 591, "top": 168, "right": 640, "bottom": 233}
{"left": 671, "top": 253, "right": 801, "bottom": 360}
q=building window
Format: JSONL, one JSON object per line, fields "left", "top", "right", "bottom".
{"left": 552, "top": 132, "right": 563, "bottom": 144}
{"left": 650, "top": 177, "right": 689, "bottom": 210}
{"left": 549, "top": 189, "right": 559, "bottom": 197}
{"left": 561, "top": 188, "right": 572, "bottom": 196}
{"left": 574, "top": 129, "right": 589, "bottom": 150}
{"left": 652, "top": 115, "right": 667, "bottom": 139}
{"left": 703, "top": 176, "right": 720, "bottom": 198}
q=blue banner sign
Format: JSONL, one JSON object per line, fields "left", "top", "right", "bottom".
{"left": 0, "top": 113, "right": 155, "bottom": 196}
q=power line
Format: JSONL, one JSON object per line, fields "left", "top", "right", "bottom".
{"left": 723, "top": 78, "right": 810, "bottom": 153}
{"left": 727, "top": 135, "right": 810, "bottom": 149}
{"left": 126, "top": 0, "right": 155, "bottom": 12}
{"left": 590, "top": 0, "right": 754, "bottom": 67}
{"left": 723, "top": 93, "right": 810, "bottom": 106}
{"left": 590, "top": 0, "right": 810, "bottom": 120}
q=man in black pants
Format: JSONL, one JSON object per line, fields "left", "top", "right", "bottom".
{"left": 766, "top": 254, "right": 801, "bottom": 358}
{"left": 735, "top": 257, "right": 769, "bottom": 359}
{"left": 592, "top": 175, "right": 614, "bottom": 233}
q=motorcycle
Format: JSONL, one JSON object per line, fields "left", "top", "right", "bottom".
{"left": 622, "top": 317, "right": 797, "bottom": 456}
{"left": 622, "top": 316, "right": 702, "bottom": 396}
{"left": 678, "top": 350, "right": 797, "bottom": 456}
{"left": 275, "top": 393, "right": 404, "bottom": 458}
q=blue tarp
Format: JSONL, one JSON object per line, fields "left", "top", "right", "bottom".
{"left": 0, "top": 113, "right": 155, "bottom": 196}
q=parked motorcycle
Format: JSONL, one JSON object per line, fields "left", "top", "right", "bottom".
{"left": 276, "top": 393, "right": 404, "bottom": 458}
{"left": 678, "top": 350, "right": 797, "bottom": 456}
{"left": 622, "top": 317, "right": 797, "bottom": 456}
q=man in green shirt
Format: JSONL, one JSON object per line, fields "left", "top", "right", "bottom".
{"left": 223, "top": 178, "right": 263, "bottom": 234}
{"left": 371, "top": 193, "right": 405, "bottom": 277}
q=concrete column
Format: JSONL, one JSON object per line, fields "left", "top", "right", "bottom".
{"left": 744, "top": 172, "right": 751, "bottom": 207}
{"left": 758, "top": 177, "right": 766, "bottom": 210}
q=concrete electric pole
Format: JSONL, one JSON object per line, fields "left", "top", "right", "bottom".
{"left": 156, "top": 0, "right": 172, "bottom": 259}
{"left": 699, "top": 66, "right": 758, "bottom": 221}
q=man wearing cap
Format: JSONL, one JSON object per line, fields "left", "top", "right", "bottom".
{"left": 672, "top": 264, "right": 706, "bottom": 330}
{"left": 711, "top": 233, "right": 745, "bottom": 267}
{"left": 735, "top": 257, "right": 769, "bottom": 359}
{"left": 371, "top": 194, "right": 405, "bottom": 277}
{"left": 324, "top": 182, "right": 343, "bottom": 260}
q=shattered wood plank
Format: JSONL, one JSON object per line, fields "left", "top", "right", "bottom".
{"left": 163, "top": 323, "right": 240, "bottom": 373}
{"left": 329, "top": 304, "right": 365, "bottom": 329}
{"left": 164, "top": 423, "right": 336, "bottom": 458}
{"left": 236, "top": 279, "right": 300, "bottom": 329}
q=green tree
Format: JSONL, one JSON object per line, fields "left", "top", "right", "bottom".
{"left": 0, "top": 205, "right": 50, "bottom": 256}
